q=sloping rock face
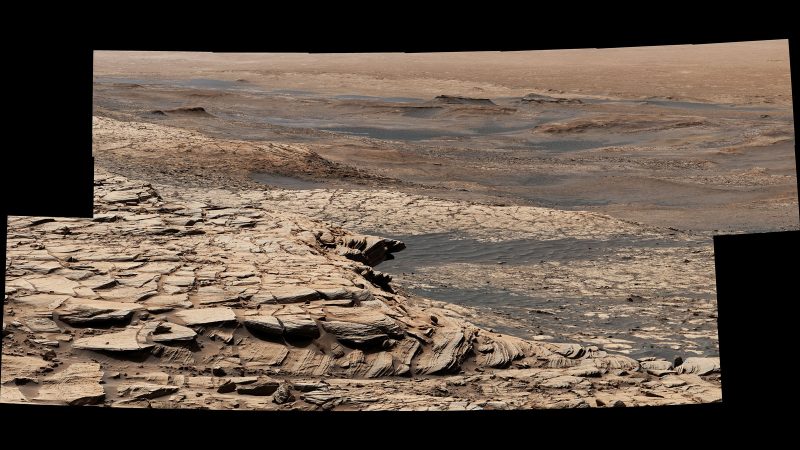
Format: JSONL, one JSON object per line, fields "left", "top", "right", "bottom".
{"left": 2, "top": 162, "right": 721, "bottom": 410}
{"left": 35, "top": 363, "right": 106, "bottom": 406}
{"left": 338, "top": 235, "right": 406, "bottom": 267}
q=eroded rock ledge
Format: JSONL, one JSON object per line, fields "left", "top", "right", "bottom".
{"left": 2, "top": 169, "right": 721, "bottom": 410}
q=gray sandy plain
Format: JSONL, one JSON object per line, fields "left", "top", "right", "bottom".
{"left": 2, "top": 41, "right": 796, "bottom": 410}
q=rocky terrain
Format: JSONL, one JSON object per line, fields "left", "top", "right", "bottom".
{"left": 8, "top": 43, "right": 794, "bottom": 410}
{"left": 2, "top": 116, "right": 723, "bottom": 410}
{"left": 90, "top": 117, "right": 725, "bottom": 359}
{"left": 91, "top": 52, "right": 798, "bottom": 234}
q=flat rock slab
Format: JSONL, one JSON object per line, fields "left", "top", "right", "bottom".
{"left": 150, "top": 322, "right": 197, "bottom": 342}
{"left": 676, "top": 357, "right": 720, "bottom": 375}
{"left": 267, "top": 287, "right": 321, "bottom": 304}
{"left": 81, "top": 276, "right": 119, "bottom": 290}
{"left": 302, "top": 391, "right": 343, "bottom": 406}
{"left": 293, "top": 381, "right": 329, "bottom": 393}
{"left": 174, "top": 307, "right": 236, "bottom": 325}
{"left": 279, "top": 315, "right": 320, "bottom": 338}
{"left": 320, "top": 321, "right": 388, "bottom": 346}
{"left": 325, "top": 306, "right": 404, "bottom": 330}
{"left": 640, "top": 360, "right": 673, "bottom": 371}
{"left": 23, "top": 317, "right": 62, "bottom": 333}
{"left": 192, "top": 286, "right": 247, "bottom": 306}
{"left": 35, "top": 362, "right": 106, "bottom": 405}
{"left": 118, "top": 383, "right": 180, "bottom": 399}
{"left": 661, "top": 376, "right": 688, "bottom": 388}
{"left": 56, "top": 298, "right": 143, "bottom": 325}
{"left": 320, "top": 306, "right": 405, "bottom": 345}
{"left": 239, "top": 341, "right": 290, "bottom": 367}
{"left": 1, "top": 354, "right": 51, "bottom": 384}
{"left": 236, "top": 377, "right": 280, "bottom": 396}
{"left": 74, "top": 327, "right": 154, "bottom": 352}
{"left": 97, "top": 286, "right": 157, "bottom": 302}
{"left": 12, "top": 294, "right": 71, "bottom": 309}
{"left": 162, "top": 275, "right": 195, "bottom": 287}
{"left": 1, "top": 385, "right": 29, "bottom": 403}
{"left": 567, "top": 365, "right": 603, "bottom": 378}
{"left": 144, "top": 294, "right": 193, "bottom": 312}
{"left": 185, "top": 376, "right": 257, "bottom": 390}
{"left": 315, "top": 287, "right": 373, "bottom": 302}
{"left": 243, "top": 315, "right": 284, "bottom": 336}
{"left": 102, "top": 190, "right": 141, "bottom": 203}
{"left": 25, "top": 276, "right": 82, "bottom": 295}
{"left": 540, "top": 375, "right": 584, "bottom": 389}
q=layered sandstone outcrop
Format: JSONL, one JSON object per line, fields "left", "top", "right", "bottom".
{"left": 2, "top": 167, "right": 721, "bottom": 410}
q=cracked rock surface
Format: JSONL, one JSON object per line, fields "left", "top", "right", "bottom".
{"left": 3, "top": 133, "right": 721, "bottom": 408}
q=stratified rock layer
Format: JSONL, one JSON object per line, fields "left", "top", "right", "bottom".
{"left": 2, "top": 124, "right": 722, "bottom": 409}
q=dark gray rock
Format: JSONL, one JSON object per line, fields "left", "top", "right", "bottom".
{"left": 217, "top": 380, "right": 237, "bottom": 393}
{"left": 272, "top": 382, "right": 295, "bottom": 404}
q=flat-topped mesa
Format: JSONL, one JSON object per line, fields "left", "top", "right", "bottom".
{"left": 520, "top": 93, "right": 582, "bottom": 104}
{"left": 337, "top": 234, "right": 406, "bottom": 267}
{"left": 431, "top": 95, "right": 497, "bottom": 106}
{"left": 150, "top": 106, "right": 213, "bottom": 117}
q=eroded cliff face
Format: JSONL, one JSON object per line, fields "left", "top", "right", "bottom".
{"left": 2, "top": 160, "right": 720, "bottom": 410}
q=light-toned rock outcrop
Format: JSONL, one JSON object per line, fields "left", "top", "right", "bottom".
{"left": 2, "top": 165, "right": 721, "bottom": 410}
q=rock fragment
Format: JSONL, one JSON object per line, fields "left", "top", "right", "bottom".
{"left": 56, "top": 298, "right": 143, "bottom": 325}
{"left": 73, "top": 327, "right": 153, "bottom": 352}
{"left": 35, "top": 362, "right": 106, "bottom": 405}
{"left": 174, "top": 307, "right": 236, "bottom": 326}
{"left": 273, "top": 382, "right": 295, "bottom": 404}
{"left": 676, "top": 357, "right": 720, "bottom": 376}
{"left": 119, "top": 384, "right": 180, "bottom": 400}
{"left": 236, "top": 377, "right": 280, "bottom": 396}
{"left": 242, "top": 315, "right": 284, "bottom": 336}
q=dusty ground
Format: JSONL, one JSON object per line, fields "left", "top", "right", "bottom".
{"left": 93, "top": 41, "right": 793, "bottom": 106}
{"left": 92, "top": 42, "right": 797, "bottom": 233}
{"left": 6, "top": 42, "right": 798, "bottom": 409}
